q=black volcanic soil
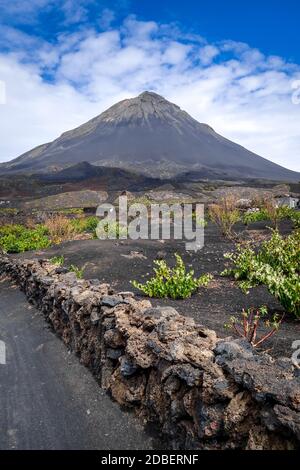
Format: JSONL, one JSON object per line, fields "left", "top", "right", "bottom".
{"left": 14, "top": 220, "right": 300, "bottom": 359}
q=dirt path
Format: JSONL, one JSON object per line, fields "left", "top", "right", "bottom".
{"left": 0, "top": 280, "right": 154, "bottom": 450}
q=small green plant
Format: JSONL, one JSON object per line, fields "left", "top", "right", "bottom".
{"left": 243, "top": 209, "right": 270, "bottom": 226}
{"left": 271, "top": 207, "right": 300, "bottom": 229}
{"left": 70, "top": 216, "right": 99, "bottom": 233}
{"left": 132, "top": 253, "right": 212, "bottom": 299}
{"left": 69, "top": 264, "right": 84, "bottom": 279}
{"left": 192, "top": 212, "right": 208, "bottom": 228}
{"left": 96, "top": 221, "right": 128, "bottom": 239}
{"left": 222, "top": 230, "right": 300, "bottom": 317}
{"left": 0, "top": 224, "right": 50, "bottom": 253}
{"left": 243, "top": 206, "right": 300, "bottom": 228}
{"left": 130, "top": 196, "right": 152, "bottom": 207}
{"left": 290, "top": 210, "right": 300, "bottom": 229}
{"left": 49, "top": 255, "right": 65, "bottom": 266}
{"left": 224, "top": 306, "right": 283, "bottom": 348}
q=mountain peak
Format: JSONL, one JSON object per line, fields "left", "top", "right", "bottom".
{"left": 98, "top": 90, "right": 180, "bottom": 125}
{"left": 137, "top": 91, "right": 165, "bottom": 101}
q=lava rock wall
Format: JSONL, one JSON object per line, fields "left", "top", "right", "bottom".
{"left": 0, "top": 257, "right": 299, "bottom": 450}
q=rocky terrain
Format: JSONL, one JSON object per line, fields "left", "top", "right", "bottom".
{"left": 0, "top": 163, "right": 162, "bottom": 204}
{"left": 1, "top": 168, "right": 298, "bottom": 212}
{"left": 23, "top": 190, "right": 108, "bottom": 210}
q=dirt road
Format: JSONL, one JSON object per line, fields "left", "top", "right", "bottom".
{"left": 0, "top": 280, "right": 154, "bottom": 450}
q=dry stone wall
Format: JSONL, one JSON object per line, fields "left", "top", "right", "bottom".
{"left": 0, "top": 256, "right": 300, "bottom": 450}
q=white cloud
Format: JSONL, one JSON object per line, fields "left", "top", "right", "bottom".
{"left": 162, "top": 42, "right": 192, "bottom": 66}
{"left": 0, "top": 17, "right": 300, "bottom": 172}
{"left": 198, "top": 45, "right": 219, "bottom": 65}
{"left": 0, "top": 0, "right": 94, "bottom": 24}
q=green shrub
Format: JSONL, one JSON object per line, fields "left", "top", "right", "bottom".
{"left": 130, "top": 196, "right": 152, "bottom": 207}
{"left": 222, "top": 230, "right": 300, "bottom": 317}
{"left": 243, "top": 209, "right": 270, "bottom": 226}
{"left": 70, "top": 216, "right": 99, "bottom": 233}
{"left": 49, "top": 255, "right": 65, "bottom": 266}
{"left": 242, "top": 205, "right": 296, "bottom": 227}
{"left": 192, "top": 212, "right": 208, "bottom": 228}
{"left": 69, "top": 264, "right": 84, "bottom": 279}
{"left": 132, "top": 253, "right": 212, "bottom": 299}
{"left": 0, "top": 224, "right": 50, "bottom": 253}
{"left": 270, "top": 207, "right": 300, "bottom": 229}
{"left": 290, "top": 210, "right": 300, "bottom": 229}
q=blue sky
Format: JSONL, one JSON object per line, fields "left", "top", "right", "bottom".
{"left": 1, "top": 0, "right": 299, "bottom": 61}
{"left": 0, "top": 0, "right": 299, "bottom": 170}
{"left": 133, "top": 1, "right": 300, "bottom": 63}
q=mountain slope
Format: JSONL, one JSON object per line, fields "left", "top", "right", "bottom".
{"left": 1, "top": 91, "right": 299, "bottom": 181}
{"left": 38, "top": 161, "right": 162, "bottom": 190}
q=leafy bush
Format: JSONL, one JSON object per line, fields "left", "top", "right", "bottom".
{"left": 69, "top": 264, "right": 84, "bottom": 279}
{"left": 224, "top": 230, "right": 299, "bottom": 278}
{"left": 289, "top": 210, "right": 300, "bottom": 229}
{"left": 70, "top": 216, "right": 99, "bottom": 234}
{"left": 291, "top": 211, "right": 300, "bottom": 229}
{"left": 222, "top": 230, "right": 300, "bottom": 317}
{"left": 0, "top": 224, "right": 50, "bottom": 253}
{"left": 130, "top": 196, "right": 152, "bottom": 207}
{"left": 224, "top": 306, "right": 283, "bottom": 347}
{"left": 243, "top": 205, "right": 300, "bottom": 229}
{"left": 132, "top": 253, "right": 212, "bottom": 299}
{"left": 49, "top": 255, "right": 65, "bottom": 266}
{"left": 192, "top": 212, "right": 208, "bottom": 228}
{"left": 243, "top": 209, "right": 270, "bottom": 226}
{"left": 271, "top": 207, "right": 300, "bottom": 229}
{"left": 208, "top": 196, "right": 240, "bottom": 238}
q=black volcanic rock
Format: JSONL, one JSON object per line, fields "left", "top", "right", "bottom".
{"left": 38, "top": 161, "right": 162, "bottom": 191}
{"left": 1, "top": 91, "right": 299, "bottom": 181}
{"left": 40, "top": 161, "right": 141, "bottom": 182}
